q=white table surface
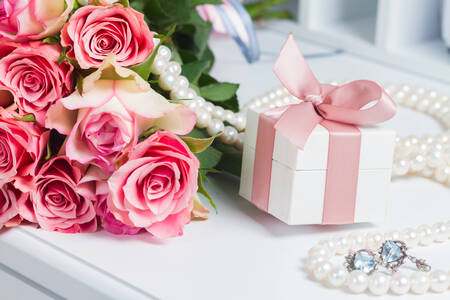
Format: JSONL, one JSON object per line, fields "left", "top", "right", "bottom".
{"left": 1, "top": 26, "right": 449, "bottom": 300}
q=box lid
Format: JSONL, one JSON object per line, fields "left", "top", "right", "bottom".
{"left": 244, "top": 106, "right": 396, "bottom": 171}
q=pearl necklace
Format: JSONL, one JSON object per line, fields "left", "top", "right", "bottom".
{"left": 307, "top": 221, "right": 450, "bottom": 295}
{"left": 152, "top": 46, "right": 450, "bottom": 186}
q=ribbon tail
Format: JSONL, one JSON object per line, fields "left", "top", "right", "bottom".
{"left": 273, "top": 34, "right": 322, "bottom": 99}
{"left": 274, "top": 102, "right": 323, "bottom": 149}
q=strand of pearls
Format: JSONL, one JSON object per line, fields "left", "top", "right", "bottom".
{"left": 307, "top": 220, "right": 450, "bottom": 295}
{"left": 151, "top": 46, "right": 450, "bottom": 184}
{"left": 152, "top": 45, "right": 246, "bottom": 150}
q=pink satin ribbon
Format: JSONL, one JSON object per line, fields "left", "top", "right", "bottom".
{"left": 251, "top": 34, "right": 397, "bottom": 224}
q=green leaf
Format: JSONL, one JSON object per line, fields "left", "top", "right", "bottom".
{"left": 14, "top": 113, "right": 35, "bottom": 122}
{"left": 218, "top": 94, "right": 240, "bottom": 112}
{"left": 139, "top": 126, "right": 160, "bottom": 142}
{"left": 214, "top": 139, "right": 243, "bottom": 177}
{"left": 45, "top": 143, "right": 52, "bottom": 161}
{"left": 181, "top": 60, "right": 210, "bottom": 83}
{"left": 116, "top": 0, "right": 130, "bottom": 7}
{"left": 76, "top": 75, "right": 84, "bottom": 94}
{"left": 159, "top": 0, "right": 190, "bottom": 19}
{"left": 198, "top": 73, "right": 218, "bottom": 87}
{"left": 197, "top": 172, "right": 217, "bottom": 213}
{"left": 195, "top": 146, "right": 222, "bottom": 170}
{"left": 190, "top": 0, "right": 222, "bottom": 8}
{"left": 200, "top": 82, "right": 239, "bottom": 101}
{"left": 42, "top": 36, "right": 60, "bottom": 44}
{"left": 181, "top": 133, "right": 220, "bottom": 153}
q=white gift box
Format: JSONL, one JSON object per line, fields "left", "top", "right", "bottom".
{"left": 239, "top": 106, "right": 396, "bottom": 225}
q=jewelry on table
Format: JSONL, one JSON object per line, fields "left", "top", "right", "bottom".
{"left": 345, "top": 240, "right": 431, "bottom": 275}
{"left": 307, "top": 221, "right": 450, "bottom": 295}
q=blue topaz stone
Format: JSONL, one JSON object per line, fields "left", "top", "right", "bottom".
{"left": 379, "top": 240, "right": 408, "bottom": 271}
{"left": 381, "top": 241, "right": 403, "bottom": 264}
{"left": 345, "top": 250, "right": 377, "bottom": 274}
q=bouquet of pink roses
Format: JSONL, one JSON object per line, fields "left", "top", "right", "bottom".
{"left": 0, "top": 0, "right": 213, "bottom": 238}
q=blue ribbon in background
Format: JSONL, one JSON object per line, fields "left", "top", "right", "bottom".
{"left": 216, "top": 0, "right": 261, "bottom": 63}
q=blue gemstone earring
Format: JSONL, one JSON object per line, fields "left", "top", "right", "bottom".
{"left": 378, "top": 240, "right": 431, "bottom": 272}
{"left": 345, "top": 240, "right": 431, "bottom": 274}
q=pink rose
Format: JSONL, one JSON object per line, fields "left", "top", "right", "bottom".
{"left": 17, "top": 191, "right": 36, "bottom": 223}
{"left": 0, "top": 182, "right": 22, "bottom": 229}
{"left": 61, "top": 4, "right": 154, "bottom": 69}
{"left": 108, "top": 131, "right": 199, "bottom": 238}
{"left": 32, "top": 156, "right": 97, "bottom": 233}
{"left": 0, "top": 108, "right": 49, "bottom": 190}
{"left": 79, "top": 167, "right": 141, "bottom": 235}
{"left": 0, "top": 0, "right": 74, "bottom": 41}
{"left": 0, "top": 42, "right": 74, "bottom": 125}
{"left": 46, "top": 56, "right": 196, "bottom": 172}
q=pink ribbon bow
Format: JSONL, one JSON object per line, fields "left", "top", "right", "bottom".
{"left": 272, "top": 34, "right": 397, "bottom": 150}
{"left": 251, "top": 34, "right": 397, "bottom": 224}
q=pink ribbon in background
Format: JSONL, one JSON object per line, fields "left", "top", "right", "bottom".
{"left": 251, "top": 34, "right": 397, "bottom": 224}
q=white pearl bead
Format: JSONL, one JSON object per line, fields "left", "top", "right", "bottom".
{"left": 417, "top": 98, "right": 432, "bottom": 112}
{"left": 151, "top": 58, "right": 168, "bottom": 75}
{"left": 166, "top": 61, "right": 182, "bottom": 76}
{"left": 384, "top": 230, "right": 401, "bottom": 241}
{"left": 159, "top": 72, "right": 177, "bottom": 91}
{"left": 203, "top": 102, "right": 214, "bottom": 113}
{"left": 428, "top": 101, "right": 442, "bottom": 115}
{"left": 235, "top": 133, "right": 244, "bottom": 151}
{"left": 401, "top": 228, "right": 420, "bottom": 248}
{"left": 417, "top": 224, "right": 435, "bottom": 246}
{"left": 171, "top": 87, "right": 189, "bottom": 100}
{"left": 346, "top": 271, "right": 368, "bottom": 294}
{"left": 313, "top": 261, "right": 332, "bottom": 281}
{"left": 421, "top": 134, "right": 435, "bottom": 145}
{"left": 410, "top": 153, "right": 426, "bottom": 172}
{"left": 368, "top": 272, "right": 390, "bottom": 295}
{"left": 213, "top": 106, "right": 225, "bottom": 120}
{"left": 193, "top": 96, "right": 205, "bottom": 108}
{"left": 393, "top": 159, "right": 409, "bottom": 176}
{"left": 366, "top": 232, "right": 383, "bottom": 250}
{"left": 317, "top": 239, "right": 337, "bottom": 253}
{"left": 434, "top": 166, "right": 450, "bottom": 183}
{"left": 421, "top": 166, "right": 434, "bottom": 178}
{"left": 348, "top": 232, "right": 366, "bottom": 250}
{"left": 390, "top": 272, "right": 410, "bottom": 295}
{"left": 327, "top": 266, "right": 348, "bottom": 288}
{"left": 432, "top": 222, "right": 450, "bottom": 242}
{"left": 184, "top": 100, "right": 197, "bottom": 111}
{"left": 224, "top": 110, "right": 236, "bottom": 124}
{"left": 410, "top": 271, "right": 430, "bottom": 294}
{"left": 429, "top": 270, "right": 450, "bottom": 292}
{"left": 185, "top": 88, "right": 196, "bottom": 100}
{"left": 427, "top": 150, "right": 443, "bottom": 168}
{"left": 206, "top": 119, "right": 224, "bottom": 136}
{"left": 307, "top": 255, "right": 326, "bottom": 271}
{"left": 334, "top": 236, "right": 350, "bottom": 255}
{"left": 195, "top": 108, "right": 211, "bottom": 129}
{"left": 405, "top": 94, "right": 419, "bottom": 107}
{"left": 221, "top": 126, "right": 238, "bottom": 144}
{"left": 308, "top": 246, "right": 331, "bottom": 259}
{"left": 157, "top": 45, "right": 171, "bottom": 61}
{"left": 234, "top": 112, "right": 246, "bottom": 131}
{"left": 173, "top": 76, "right": 189, "bottom": 90}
